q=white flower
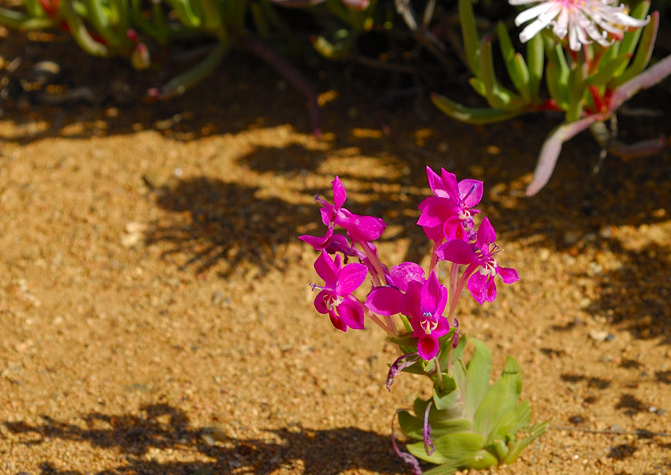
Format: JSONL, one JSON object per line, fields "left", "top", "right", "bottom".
{"left": 510, "top": 0, "right": 649, "bottom": 51}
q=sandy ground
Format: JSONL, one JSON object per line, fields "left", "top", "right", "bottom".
{"left": 1, "top": 25, "right": 671, "bottom": 475}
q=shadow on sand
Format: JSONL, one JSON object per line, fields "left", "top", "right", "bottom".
{"left": 5, "top": 403, "right": 407, "bottom": 475}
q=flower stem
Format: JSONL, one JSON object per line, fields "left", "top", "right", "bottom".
{"left": 365, "top": 308, "right": 396, "bottom": 335}
{"left": 360, "top": 241, "right": 386, "bottom": 287}
{"left": 434, "top": 356, "right": 444, "bottom": 391}
{"left": 427, "top": 240, "right": 443, "bottom": 277}
{"left": 447, "top": 264, "right": 476, "bottom": 321}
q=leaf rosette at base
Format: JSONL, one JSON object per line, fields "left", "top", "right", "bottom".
{"left": 396, "top": 336, "right": 549, "bottom": 474}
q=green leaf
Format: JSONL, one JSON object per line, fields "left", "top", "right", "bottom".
{"left": 545, "top": 44, "right": 569, "bottom": 109}
{"left": 459, "top": 0, "right": 481, "bottom": 76}
{"left": 479, "top": 35, "right": 525, "bottom": 110}
{"left": 496, "top": 22, "right": 530, "bottom": 101}
{"left": 616, "top": 0, "right": 651, "bottom": 59}
{"left": 613, "top": 11, "right": 659, "bottom": 87}
{"left": 473, "top": 356, "right": 523, "bottom": 437}
{"left": 468, "top": 77, "right": 487, "bottom": 98}
{"left": 586, "top": 54, "right": 632, "bottom": 86}
{"left": 164, "top": 0, "right": 202, "bottom": 28}
{"left": 485, "top": 400, "right": 530, "bottom": 446}
{"left": 526, "top": 33, "right": 544, "bottom": 99}
{"left": 408, "top": 431, "right": 495, "bottom": 467}
{"left": 464, "top": 338, "right": 492, "bottom": 419}
{"left": 420, "top": 448, "right": 499, "bottom": 475}
{"left": 502, "top": 419, "right": 551, "bottom": 464}
{"left": 398, "top": 410, "right": 473, "bottom": 440}
{"left": 566, "top": 63, "right": 586, "bottom": 122}
{"left": 0, "top": 7, "right": 54, "bottom": 30}
{"left": 431, "top": 93, "right": 521, "bottom": 125}
{"left": 433, "top": 375, "right": 459, "bottom": 410}
{"left": 435, "top": 328, "right": 458, "bottom": 371}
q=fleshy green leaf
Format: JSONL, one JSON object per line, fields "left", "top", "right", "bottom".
{"left": 485, "top": 400, "right": 531, "bottom": 446}
{"left": 431, "top": 93, "right": 520, "bottom": 124}
{"left": 502, "top": 420, "right": 551, "bottom": 464}
{"left": 615, "top": 0, "right": 651, "bottom": 60}
{"left": 464, "top": 338, "right": 492, "bottom": 419}
{"left": 473, "top": 356, "right": 522, "bottom": 437}
{"left": 399, "top": 410, "right": 473, "bottom": 440}
{"left": 408, "top": 431, "right": 501, "bottom": 472}
{"left": 459, "top": 0, "right": 480, "bottom": 76}
{"left": 613, "top": 11, "right": 658, "bottom": 87}
{"left": 586, "top": 55, "right": 632, "bottom": 86}
{"left": 566, "top": 63, "right": 586, "bottom": 122}
{"left": 468, "top": 77, "right": 488, "bottom": 98}
{"left": 433, "top": 375, "right": 459, "bottom": 410}
{"left": 526, "top": 33, "right": 544, "bottom": 99}
{"left": 545, "top": 43, "right": 569, "bottom": 108}
{"left": 479, "top": 35, "right": 525, "bottom": 110}
{"left": 496, "top": 22, "right": 530, "bottom": 101}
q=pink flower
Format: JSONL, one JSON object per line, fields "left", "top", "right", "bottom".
{"left": 307, "top": 176, "right": 385, "bottom": 244}
{"left": 436, "top": 218, "right": 519, "bottom": 304}
{"left": 366, "top": 268, "right": 450, "bottom": 360}
{"left": 510, "top": 0, "right": 649, "bottom": 51}
{"left": 312, "top": 251, "right": 368, "bottom": 331}
{"left": 417, "top": 166, "right": 482, "bottom": 244}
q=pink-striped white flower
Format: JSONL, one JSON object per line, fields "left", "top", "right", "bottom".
{"left": 510, "top": 0, "right": 649, "bottom": 51}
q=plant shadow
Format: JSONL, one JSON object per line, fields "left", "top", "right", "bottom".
{"left": 584, "top": 241, "right": 671, "bottom": 345}
{"left": 145, "top": 176, "right": 319, "bottom": 277}
{"left": 5, "top": 404, "right": 407, "bottom": 475}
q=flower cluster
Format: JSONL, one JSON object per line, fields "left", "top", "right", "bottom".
{"left": 300, "top": 167, "right": 518, "bottom": 361}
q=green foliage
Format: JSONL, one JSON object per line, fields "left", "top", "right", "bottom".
{"left": 397, "top": 336, "right": 549, "bottom": 474}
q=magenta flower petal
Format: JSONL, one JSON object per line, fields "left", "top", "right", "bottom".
{"left": 299, "top": 226, "right": 334, "bottom": 250}
{"left": 336, "top": 208, "right": 386, "bottom": 242}
{"left": 417, "top": 335, "right": 440, "bottom": 360}
{"left": 366, "top": 286, "right": 403, "bottom": 316}
{"left": 418, "top": 167, "right": 482, "bottom": 244}
{"left": 314, "top": 289, "right": 330, "bottom": 314}
{"left": 417, "top": 197, "right": 458, "bottom": 227}
{"left": 336, "top": 297, "right": 365, "bottom": 330}
{"left": 338, "top": 262, "right": 368, "bottom": 294}
{"left": 439, "top": 168, "right": 459, "bottom": 198}
{"left": 467, "top": 272, "right": 490, "bottom": 305}
{"left": 421, "top": 272, "right": 447, "bottom": 316}
{"left": 498, "top": 266, "right": 519, "bottom": 284}
{"left": 314, "top": 251, "right": 338, "bottom": 285}
{"left": 400, "top": 281, "right": 422, "bottom": 318}
{"left": 331, "top": 176, "right": 347, "bottom": 208}
{"left": 436, "top": 239, "right": 477, "bottom": 265}
{"left": 469, "top": 272, "right": 498, "bottom": 304}
{"left": 476, "top": 217, "right": 497, "bottom": 247}
{"left": 389, "top": 262, "right": 425, "bottom": 291}
{"left": 319, "top": 207, "right": 333, "bottom": 226}
{"left": 328, "top": 310, "right": 348, "bottom": 332}
{"left": 426, "top": 166, "right": 447, "bottom": 198}
{"left": 458, "top": 179, "right": 484, "bottom": 208}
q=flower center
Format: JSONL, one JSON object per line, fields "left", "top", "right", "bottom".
{"left": 475, "top": 243, "right": 501, "bottom": 276}
{"left": 559, "top": 0, "right": 585, "bottom": 9}
{"left": 420, "top": 312, "right": 438, "bottom": 335}
{"left": 325, "top": 294, "right": 343, "bottom": 311}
